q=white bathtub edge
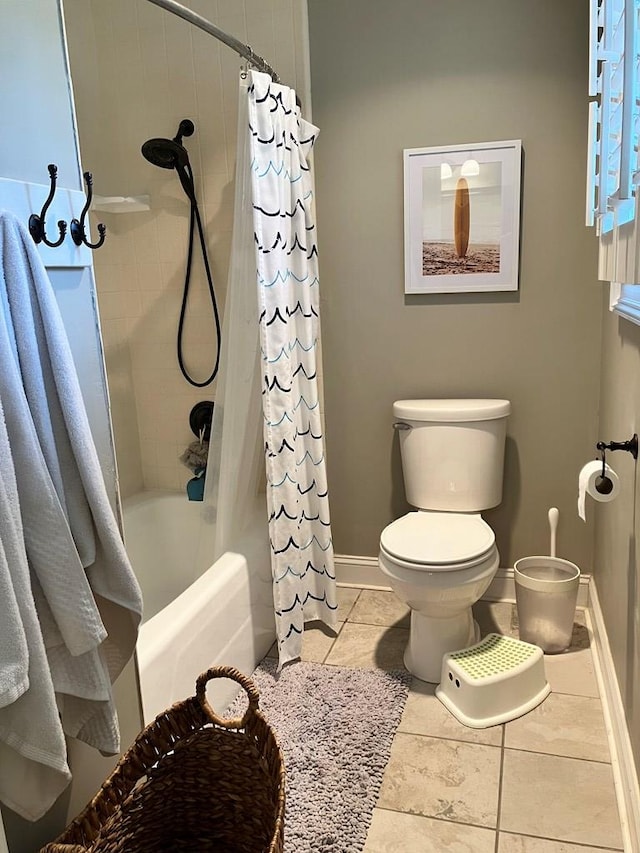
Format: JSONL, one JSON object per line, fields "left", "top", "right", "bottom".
{"left": 138, "top": 550, "right": 274, "bottom": 722}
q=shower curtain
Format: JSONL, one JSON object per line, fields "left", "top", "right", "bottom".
{"left": 248, "top": 70, "right": 337, "bottom": 666}
{"left": 200, "top": 75, "right": 264, "bottom": 568}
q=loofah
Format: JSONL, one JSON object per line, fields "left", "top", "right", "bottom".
{"left": 179, "top": 440, "right": 209, "bottom": 472}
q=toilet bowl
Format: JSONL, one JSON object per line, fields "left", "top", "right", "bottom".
{"left": 379, "top": 510, "right": 500, "bottom": 682}
{"left": 379, "top": 398, "right": 510, "bottom": 683}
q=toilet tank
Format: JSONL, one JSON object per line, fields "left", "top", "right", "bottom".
{"left": 393, "top": 399, "right": 511, "bottom": 512}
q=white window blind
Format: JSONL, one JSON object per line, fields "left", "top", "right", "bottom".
{"left": 586, "top": 0, "right": 640, "bottom": 234}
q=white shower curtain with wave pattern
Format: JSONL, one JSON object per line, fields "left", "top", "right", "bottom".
{"left": 248, "top": 70, "right": 337, "bottom": 666}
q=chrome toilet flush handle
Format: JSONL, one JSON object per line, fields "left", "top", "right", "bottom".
{"left": 393, "top": 422, "right": 412, "bottom": 430}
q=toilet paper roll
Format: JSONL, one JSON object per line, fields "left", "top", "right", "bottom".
{"left": 578, "top": 460, "right": 620, "bottom": 521}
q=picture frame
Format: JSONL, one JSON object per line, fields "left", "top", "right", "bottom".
{"left": 403, "top": 140, "right": 522, "bottom": 294}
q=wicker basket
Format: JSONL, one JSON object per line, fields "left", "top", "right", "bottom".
{"left": 40, "top": 666, "right": 285, "bottom": 853}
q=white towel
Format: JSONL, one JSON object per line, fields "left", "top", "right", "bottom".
{"left": 33, "top": 579, "right": 121, "bottom": 755}
{"left": 0, "top": 211, "right": 143, "bottom": 816}
{"left": 0, "top": 398, "right": 72, "bottom": 820}
{"left": 0, "top": 277, "right": 107, "bottom": 657}
{"left": 0, "top": 381, "right": 29, "bottom": 710}
{"left": 0, "top": 211, "right": 143, "bottom": 682}
{"left": 2, "top": 230, "right": 96, "bottom": 567}
{"left": 0, "top": 537, "right": 29, "bottom": 710}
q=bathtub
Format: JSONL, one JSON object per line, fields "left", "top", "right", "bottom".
{"left": 122, "top": 490, "right": 275, "bottom": 722}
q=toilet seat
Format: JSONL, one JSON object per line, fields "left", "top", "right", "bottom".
{"left": 379, "top": 511, "right": 496, "bottom": 572}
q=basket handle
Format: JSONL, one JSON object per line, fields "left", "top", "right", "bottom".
{"left": 195, "top": 665, "right": 260, "bottom": 729}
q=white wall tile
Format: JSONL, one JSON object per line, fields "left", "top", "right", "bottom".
{"left": 67, "top": 0, "right": 308, "bottom": 494}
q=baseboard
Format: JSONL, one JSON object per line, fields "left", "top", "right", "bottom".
{"left": 588, "top": 581, "right": 640, "bottom": 853}
{"left": 334, "top": 555, "right": 590, "bottom": 609}
{"left": 334, "top": 554, "right": 390, "bottom": 589}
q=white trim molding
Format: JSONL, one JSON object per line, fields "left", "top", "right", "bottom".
{"left": 334, "top": 555, "right": 590, "bottom": 609}
{"left": 334, "top": 554, "right": 390, "bottom": 590}
{"left": 610, "top": 281, "right": 640, "bottom": 326}
{"left": 588, "top": 580, "right": 640, "bottom": 853}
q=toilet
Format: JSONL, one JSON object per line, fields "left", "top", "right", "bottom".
{"left": 379, "top": 398, "right": 511, "bottom": 683}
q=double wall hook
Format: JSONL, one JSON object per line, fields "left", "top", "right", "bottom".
{"left": 28, "top": 164, "right": 67, "bottom": 247}
{"left": 70, "top": 172, "right": 107, "bottom": 249}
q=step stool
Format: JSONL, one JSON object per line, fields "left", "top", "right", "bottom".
{"left": 435, "top": 633, "right": 550, "bottom": 728}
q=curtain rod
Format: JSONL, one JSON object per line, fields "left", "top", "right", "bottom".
{"left": 145, "top": 0, "right": 280, "bottom": 82}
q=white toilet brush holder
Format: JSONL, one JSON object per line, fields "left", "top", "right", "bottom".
{"left": 435, "top": 633, "right": 550, "bottom": 728}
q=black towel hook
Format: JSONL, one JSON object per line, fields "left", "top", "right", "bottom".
{"left": 28, "top": 164, "right": 67, "bottom": 247}
{"left": 70, "top": 171, "right": 107, "bottom": 250}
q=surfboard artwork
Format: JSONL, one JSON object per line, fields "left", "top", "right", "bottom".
{"left": 404, "top": 140, "right": 521, "bottom": 293}
{"left": 420, "top": 161, "right": 501, "bottom": 276}
{"left": 454, "top": 177, "right": 470, "bottom": 258}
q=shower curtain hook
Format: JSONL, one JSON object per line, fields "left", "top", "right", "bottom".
{"left": 240, "top": 63, "right": 248, "bottom": 80}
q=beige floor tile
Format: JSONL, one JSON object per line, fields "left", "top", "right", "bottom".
{"left": 399, "top": 679, "right": 503, "bottom": 746}
{"left": 504, "top": 692, "right": 610, "bottom": 762}
{"left": 324, "top": 622, "right": 409, "bottom": 670}
{"left": 498, "top": 833, "right": 621, "bottom": 852}
{"left": 542, "top": 647, "right": 599, "bottom": 697}
{"left": 473, "top": 600, "right": 518, "bottom": 638}
{"left": 348, "top": 589, "right": 410, "bottom": 627}
{"left": 301, "top": 621, "right": 343, "bottom": 662}
{"left": 500, "top": 750, "right": 623, "bottom": 848}
{"left": 265, "top": 590, "right": 623, "bottom": 849}
{"left": 364, "top": 808, "right": 496, "bottom": 852}
{"left": 265, "top": 621, "right": 343, "bottom": 663}
{"left": 378, "top": 733, "right": 501, "bottom": 828}
{"left": 335, "top": 586, "right": 360, "bottom": 621}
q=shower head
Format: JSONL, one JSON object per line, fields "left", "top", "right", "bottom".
{"left": 141, "top": 119, "right": 197, "bottom": 203}
{"left": 141, "top": 119, "right": 195, "bottom": 170}
{"left": 141, "top": 137, "right": 187, "bottom": 169}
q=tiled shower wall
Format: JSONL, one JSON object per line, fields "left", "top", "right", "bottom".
{"left": 64, "top": 0, "right": 310, "bottom": 497}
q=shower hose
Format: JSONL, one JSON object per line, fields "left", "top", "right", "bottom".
{"left": 177, "top": 162, "right": 222, "bottom": 388}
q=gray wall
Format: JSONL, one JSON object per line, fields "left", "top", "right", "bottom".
{"left": 308, "top": 0, "right": 603, "bottom": 570}
{"left": 596, "top": 305, "right": 640, "bottom": 768}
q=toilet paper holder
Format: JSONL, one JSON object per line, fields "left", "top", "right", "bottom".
{"left": 594, "top": 434, "right": 638, "bottom": 494}
{"left": 596, "top": 434, "right": 638, "bottom": 459}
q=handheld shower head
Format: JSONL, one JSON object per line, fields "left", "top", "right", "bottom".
{"left": 141, "top": 119, "right": 195, "bottom": 170}
{"left": 141, "top": 119, "right": 221, "bottom": 388}
{"left": 141, "top": 119, "right": 197, "bottom": 202}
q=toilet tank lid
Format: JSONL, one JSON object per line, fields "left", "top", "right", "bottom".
{"left": 393, "top": 399, "right": 511, "bottom": 422}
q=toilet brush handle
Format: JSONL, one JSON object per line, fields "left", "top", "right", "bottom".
{"left": 548, "top": 507, "right": 559, "bottom": 558}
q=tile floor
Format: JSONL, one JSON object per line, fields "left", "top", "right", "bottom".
{"left": 268, "top": 587, "right": 625, "bottom": 852}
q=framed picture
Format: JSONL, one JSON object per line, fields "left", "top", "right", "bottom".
{"left": 404, "top": 140, "right": 522, "bottom": 294}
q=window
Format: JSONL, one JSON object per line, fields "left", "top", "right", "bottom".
{"left": 587, "top": 0, "right": 640, "bottom": 324}
{"left": 587, "top": 0, "right": 639, "bottom": 234}
{"left": 609, "top": 281, "right": 640, "bottom": 321}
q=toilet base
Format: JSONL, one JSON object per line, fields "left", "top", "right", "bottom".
{"left": 404, "top": 608, "right": 480, "bottom": 683}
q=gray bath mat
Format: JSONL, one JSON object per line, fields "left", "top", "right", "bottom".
{"left": 229, "top": 658, "right": 411, "bottom": 853}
